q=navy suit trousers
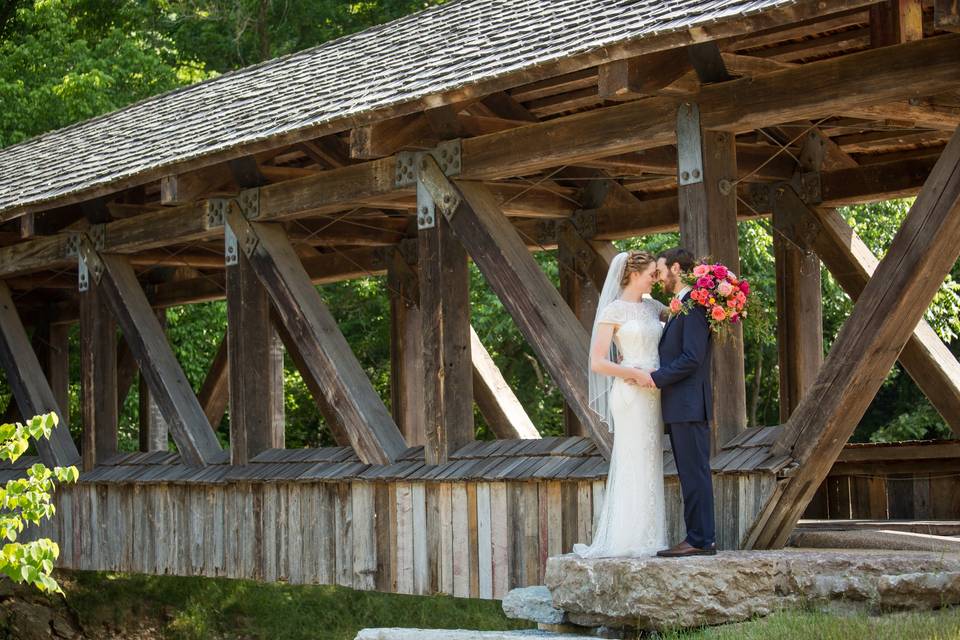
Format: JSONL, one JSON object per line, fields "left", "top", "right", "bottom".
{"left": 667, "top": 420, "right": 715, "bottom": 548}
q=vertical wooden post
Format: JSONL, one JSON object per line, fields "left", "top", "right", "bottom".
{"left": 677, "top": 104, "right": 747, "bottom": 450}
{"left": 138, "top": 309, "right": 169, "bottom": 452}
{"left": 419, "top": 216, "right": 474, "bottom": 464}
{"left": 388, "top": 247, "right": 427, "bottom": 447}
{"left": 871, "top": 0, "right": 924, "bottom": 46}
{"left": 557, "top": 229, "right": 596, "bottom": 437}
{"left": 80, "top": 279, "right": 118, "bottom": 470}
{"left": 227, "top": 251, "right": 285, "bottom": 464}
{"left": 773, "top": 201, "right": 823, "bottom": 421}
{"left": 36, "top": 322, "right": 70, "bottom": 422}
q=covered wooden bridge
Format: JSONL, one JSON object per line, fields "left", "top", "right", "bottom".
{"left": 2, "top": 0, "right": 959, "bottom": 598}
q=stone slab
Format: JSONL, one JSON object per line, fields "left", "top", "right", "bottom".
{"left": 545, "top": 549, "right": 960, "bottom": 630}
{"left": 502, "top": 586, "right": 566, "bottom": 624}
{"left": 790, "top": 528, "right": 960, "bottom": 552}
{"left": 354, "top": 630, "right": 597, "bottom": 640}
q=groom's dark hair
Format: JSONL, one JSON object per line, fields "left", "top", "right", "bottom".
{"left": 657, "top": 247, "right": 696, "bottom": 272}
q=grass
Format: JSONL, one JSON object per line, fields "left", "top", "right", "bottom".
{"left": 54, "top": 570, "right": 960, "bottom": 640}
{"left": 58, "top": 570, "right": 532, "bottom": 639}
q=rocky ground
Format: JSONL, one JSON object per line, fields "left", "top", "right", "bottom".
{"left": 0, "top": 576, "right": 83, "bottom": 640}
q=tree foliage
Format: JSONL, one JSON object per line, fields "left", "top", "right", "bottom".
{"left": 0, "top": 412, "right": 78, "bottom": 593}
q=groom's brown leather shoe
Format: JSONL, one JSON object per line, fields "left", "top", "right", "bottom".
{"left": 656, "top": 541, "right": 717, "bottom": 557}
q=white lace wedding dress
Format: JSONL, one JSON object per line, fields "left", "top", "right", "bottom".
{"left": 572, "top": 298, "right": 668, "bottom": 558}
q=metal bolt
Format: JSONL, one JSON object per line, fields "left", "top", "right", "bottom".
{"left": 426, "top": 215, "right": 433, "bottom": 225}
{"left": 421, "top": 206, "right": 428, "bottom": 215}
{"left": 692, "top": 169, "right": 701, "bottom": 179}
{"left": 443, "top": 195, "right": 451, "bottom": 204}
{"left": 681, "top": 171, "right": 690, "bottom": 181}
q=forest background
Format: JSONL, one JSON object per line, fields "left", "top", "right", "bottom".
{"left": 1, "top": 0, "right": 958, "bottom": 451}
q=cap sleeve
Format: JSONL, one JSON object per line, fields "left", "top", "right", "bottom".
{"left": 597, "top": 301, "right": 627, "bottom": 326}
{"left": 647, "top": 297, "right": 667, "bottom": 315}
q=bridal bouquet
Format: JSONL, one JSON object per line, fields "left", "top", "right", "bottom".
{"left": 669, "top": 261, "right": 751, "bottom": 341}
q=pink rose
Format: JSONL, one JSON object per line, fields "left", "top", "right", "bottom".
{"left": 711, "top": 306, "right": 726, "bottom": 321}
{"left": 693, "top": 264, "right": 710, "bottom": 278}
{"left": 669, "top": 298, "right": 682, "bottom": 314}
{"left": 736, "top": 291, "right": 747, "bottom": 304}
{"left": 696, "top": 277, "right": 714, "bottom": 289}
{"left": 717, "top": 281, "right": 734, "bottom": 297}
{"left": 730, "top": 312, "right": 740, "bottom": 324}
{"left": 727, "top": 299, "right": 738, "bottom": 308}
{"left": 739, "top": 280, "right": 750, "bottom": 295}
{"left": 713, "top": 265, "right": 728, "bottom": 279}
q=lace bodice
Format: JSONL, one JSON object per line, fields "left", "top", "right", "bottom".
{"left": 597, "top": 298, "right": 666, "bottom": 369}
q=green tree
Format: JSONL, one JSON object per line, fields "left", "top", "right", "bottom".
{"left": 0, "top": 0, "right": 209, "bottom": 148}
{"left": 0, "top": 412, "right": 78, "bottom": 593}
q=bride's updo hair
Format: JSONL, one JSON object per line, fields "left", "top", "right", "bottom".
{"left": 619, "top": 250, "right": 656, "bottom": 287}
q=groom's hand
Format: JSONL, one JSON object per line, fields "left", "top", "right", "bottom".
{"left": 635, "top": 369, "right": 656, "bottom": 388}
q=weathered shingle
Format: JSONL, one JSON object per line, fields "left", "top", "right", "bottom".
{"left": 0, "top": 0, "right": 794, "bottom": 216}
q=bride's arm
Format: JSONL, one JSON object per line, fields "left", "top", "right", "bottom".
{"left": 590, "top": 323, "right": 641, "bottom": 381}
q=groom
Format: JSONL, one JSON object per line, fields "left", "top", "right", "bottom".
{"left": 635, "top": 247, "right": 716, "bottom": 557}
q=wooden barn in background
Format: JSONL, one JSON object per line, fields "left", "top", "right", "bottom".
{"left": 1, "top": 0, "right": 959, "bottom": 597}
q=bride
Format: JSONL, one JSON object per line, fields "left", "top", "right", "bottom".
{"left": 572, "top": 250, "right": 669, "bottom": 558}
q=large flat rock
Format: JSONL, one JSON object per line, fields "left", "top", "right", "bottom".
{"left": 545, "top": 549, "right": 960, "bottom": 630}
{"left": 354, "top": 630, "right": 596, "bottom": 639}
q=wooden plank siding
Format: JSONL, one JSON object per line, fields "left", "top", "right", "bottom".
{"left": 21, "top": 472, "right": 777, "bottom": 598}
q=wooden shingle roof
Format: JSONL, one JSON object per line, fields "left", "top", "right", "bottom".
{"left": 0, "top": 0, "right": 798, "bottom": 218}
{"left": 0, "top": 427, "right": 792, "bottom": 484}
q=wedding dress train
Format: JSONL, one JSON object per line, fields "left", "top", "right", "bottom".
{"left": 572, "top": 297, "right": 668, "bottom": 558}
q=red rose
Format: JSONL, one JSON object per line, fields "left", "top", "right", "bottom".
{"left": 713, "top": 265, "right": 728, "bottom": 279}
{"left": 738, "top": 280, "right": 750, "bottom": 295}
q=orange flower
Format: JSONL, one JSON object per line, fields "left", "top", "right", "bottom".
{"left": 711, "top": 306, "right": 726, "bottom": 321}
{"left": 669, "top": 298, "right": 683, "bottom": 314}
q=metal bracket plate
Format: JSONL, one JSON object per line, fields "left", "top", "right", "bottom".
{"left": 676, "top": 103, "right": 704, "bottom": 186}
{"left": 88, "top": 224, "right": 105, "bottom": 250}
{"left": 78, "top": 254, "right": 89, "bottom": 292}
{"left": 64, "top": 233, "right": 80, "bottom": 258}
{"left": 239, "top": 188, "right": 260, "bottom": 219}
{"left": 570, "top": 209, "right": 597, "bottom": 239}
{"left": 792, "top": 171, "right": 822, "bottom": 205}
{"left": 206, "top": 199, "right": 229, "bottom": 227}
{"left": 224, "top": 222, "right": 239, "bottom": 266}
{"left": 416, "top": 179, "right": 436, "bottom": 230}
{"left": 396, "top": 139, "right": 462, "bottom": 187}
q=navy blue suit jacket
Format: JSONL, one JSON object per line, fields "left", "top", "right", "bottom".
{"left": 651, "top": 292, "right": 713, "bottom": 424}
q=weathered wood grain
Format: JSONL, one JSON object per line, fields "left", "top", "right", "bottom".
{"left": 419, "top": 216, "right": 474, "bottom": 464}
{"left": 747, "top": 128, "right": 960, "bottom": 549}
{"left": 0, "top": 283, "right": 80, "bottom": 466}
{"left": 226, "top": 208, "right": 406, "bottom": 464}
{"left": 80, "top": 244, "right": 223, "bottom": 466}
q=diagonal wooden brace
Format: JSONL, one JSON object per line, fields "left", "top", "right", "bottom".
{"left": 771, "top": 184, "right": 960, "bottom": 439}
{"left": 745, "top": 127, "right": 960, "bottom": 549}
{"left": 417, "top": 155, "right": 613, "bottom": 459}
{"left": 79, "top": 238, "right": 224, "bottom": 466}
{"left": 0, "top": 283, "right": 81, "bottom": 467}
{"left": 225, "top": 203, "right": 407, "bottom": 464}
